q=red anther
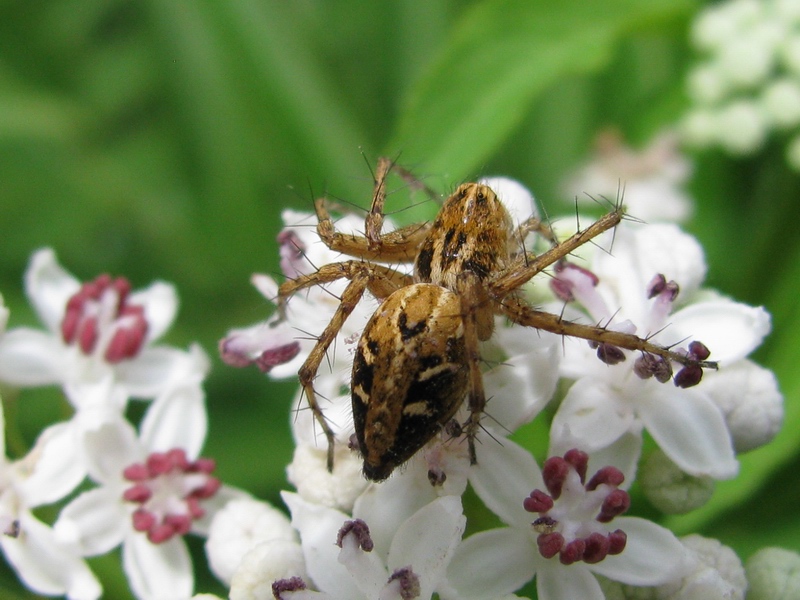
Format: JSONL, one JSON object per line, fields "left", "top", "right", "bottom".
{"left": 634, "top": 353, "right": 673, "bottom": 383}
{"left": 146, "top": 452, "right": 172, "bottom": 476}
{"left": 78, "top": 318, "right": 99, "bottom": 354}
{"left": 559, "top": 539, "right": 586, "bottom": 565}
{"left": 148, "top": 523, "right": 176, "bottom": 544}
{"left": 563, "top": 449, "right": 589, "bottom": 482}
{"left": 112, "top": 277, "right": 131, "bottom": 306}
{"left": 256, "top": 342, "right": 302, "bottom": 373}
{"left": 586, "top": 466, "right": 624, "bottom": 491}
{"left": 597, "top": 489, "right": 631, "bottom": 522}
{"left": 61, "top": 307, "right": 80, "bottom": 343}
{"left": 674, "top": 364, "right": 703, "bottom": 388}
{"left": 582, "top": 532, "right": 611, "bottom": 564}
{"left": 123, "top": 483, "right": 152, "bottom": 503}
{"left": 523, "top": 489, "right": 554, "bottom": 513}
{"left": 185, "top": 498, "right": 206, "bottom": 519}
{"left": 123, "top": 463, "right": 149, "bottom": 482}
{"left": 387, "top": 566, "right": 421, "bottom": 600}
{"left": 272, "top": 577, "right": 307, "bottom": 599}
{"left": 688, "top": 341, "right": 711, "bottom": 360}
{"left": 597, "top": 343, "right": 626, "bottom": 365}
{"left": 647, "top": 274, "right": 667, "bottom": 298}
{"left": 608, "top": 529, "right": 627, "bottom": 554}
{"left": 537, "top": 532, "right": 565, "bottom": 559}
{"left": 337, "top": 519, "right": 374, "bottom": 551}
{"left": 131, "top": 509, "right": 156, "bottom": 532}
{"left": 166, "top": 449, "right": 189, "bottom": 469}
{"left": 191, "top": 458, "right": 216, "bottom": 474}
{"left": 542, "top": 457, "right": 570, "bottom": 499}
{"left": 164, "top": 514, "right": 192, "bottom": 536}
{"left": 193, "top": 477, "right": 221, "bottom": 499}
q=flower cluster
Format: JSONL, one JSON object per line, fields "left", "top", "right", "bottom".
{"left": 0, "top": 250, "right": 233, "bottom": 599}
{"left": 207, "top": 155, "right": 783, "bottom": 599}
{"left": 682, "top": 0, "right": 800, "bottom": 169}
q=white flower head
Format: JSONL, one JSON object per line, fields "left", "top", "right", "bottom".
{"left": 206, "top": 498, "right": 299, "bottom": 585}
{"left": 546, "top": 220, "right": 775, "bottom": 479}
{"left": 447, "top": 449, "right": 690, "bottom": 600}
{"left": 684, "top": 0, "right": 800, "bottom": 170}
{"left": 0, "top": 248, "right": 199, "bottom": 417}
{"left": 0, "top": 398, "right": 101, "bottom": 599}
{"left": 265, "top": 492, "right": 465, "bottom": 600}
{"left": 745, "top": 547, "right": 800, "bottom": 600}
{"left": 53, "top": 387, "right": 223, "bottom": 600}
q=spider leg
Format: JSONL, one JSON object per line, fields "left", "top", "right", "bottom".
{"left": 456, "top": 271, "right": 494, "bottom": 465}
{"left": 490, "top": 207, "right": 623, "bottom": 298}
{"left": 277, "top": 260, "right": 412, "bottom": 319}
{"left": 314, "top": 157, "right": 432, "bottom": 263}
{"left": 295, "top": 266, "right": 378, "bottom": 472}
{"left": 498, "top": 296, "right": 718, "bottom": 370}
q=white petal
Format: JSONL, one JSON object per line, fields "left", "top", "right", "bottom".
{"left": 338, "top": 528, "right": 388, "bottom": 599}
{"left": 192, "top": 484, "right": 251, "bottom": 537}
{"left": 588, "top": 516, "right": 687, "bottom": 586}
{"left": 24, "top": 248, "right": 79, "bottom": 333}
{"left": 483, "top": 330, "right": 560, "bottom": 430}
{"left": 17, "top": 421, "right": 86, "bottom": 506}
{"left": 2, "top": 512, "right": 101, "bottom": 599}
{"left": 549, "top": 378, "right": 633, "bottom": 453}
{"left": 584, "top": 430, "right": 643, "bottom": 488}
{"left": 448, "top": 528, "right": 536, "bottom": 600}
{"left": 140, "top": 383, "right": 207, "bottom": 458}
{"left": 0, "top": 327, "right": 66, "bottom": 385}
{"left": 387, "top": 496, "right": 466, "bottom": 600}
{"left": 117, "top": 344, "right": 209, "bottom": 399}
{"left": 470, "top": 438, "right": 543, "bottom": 528}
{"left": 123, "top": 533, "right": 193, "bottom": 600}
{"left": 352, "top": 466, "right": 437, "bottom": 558}
{"left": 638, "top": 386, "right": 738, "bottom": 479}
{"left": 83, "top": 418, "right": 142, "bottom": 484}
{"left": 130, "top": 281, "right": 179, "bottom": 343}
{"left": 536, "top": 561, "right": 603, "bottom": 600}
{"left": 54, "top": 487, "right": 128, "bottom": 556}
{"left": 282, "top": 492, "right": 360, "bottom": 598}
{"left": 668, "top": 301, "right": 771, "bottom": 363}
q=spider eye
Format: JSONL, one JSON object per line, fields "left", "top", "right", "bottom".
{"left": 458, "top": 188, "right": 467, "bottom": 199}
{"left": 477, "top": 191, "right": 485, "bottom": 201}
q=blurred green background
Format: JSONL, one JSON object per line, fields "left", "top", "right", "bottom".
{"left": 1, "top": 0, "right": 798, "bottom": 597}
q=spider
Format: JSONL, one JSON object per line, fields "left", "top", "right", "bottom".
{"left": 277, "top": 158, "right": 716, "bottom": 481}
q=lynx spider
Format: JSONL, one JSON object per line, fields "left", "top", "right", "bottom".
{"left": 277, "top": 158, "right": 716, "bottom": 481}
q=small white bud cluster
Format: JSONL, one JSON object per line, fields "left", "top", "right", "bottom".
{"left": 682, "top": 0, "right": 800, "bottom": 170}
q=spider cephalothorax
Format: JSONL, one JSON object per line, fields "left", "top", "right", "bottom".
{"left": 277, "top": 158, "right": 716, "bottom": 481}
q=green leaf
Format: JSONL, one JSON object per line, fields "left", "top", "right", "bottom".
{"left": 387, "top": 0, "right": 693, "bottom": 180}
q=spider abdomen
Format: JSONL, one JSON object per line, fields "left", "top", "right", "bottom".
{"left": 351, "top": 283, "right": 468, "bottom": 481}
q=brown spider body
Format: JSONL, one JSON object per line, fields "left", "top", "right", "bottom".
{"left": 352, "top": 183, "right": 514, "bottom": 480}
{"left": 276, "top": 158, "right": 717, "bottom": 482}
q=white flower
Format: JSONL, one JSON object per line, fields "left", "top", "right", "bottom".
{"left": 260, "top": 492, "right": 465, "bottom": 600}
{"left": 547, "top": 221, "right": 773, "bottom": 479}
{"left": 684, "top": 0, "right": 800, "bottom": 169}
{"left": 446, "top": 449, "right": 689, "bottom": 600}
{"left": 0, "top": 248, "right": 198, "bottom": 414}
{"left": 53, "top": 380, "right": 227, "bottom": 600}
{"left": 205, "top": 498, "right": 299, "bottom": 585}
{"left": 562, "top": 130, "right": 693, "bottom": 223}
{"left": 0, "top": 397, "right": 101, "bottom": 599}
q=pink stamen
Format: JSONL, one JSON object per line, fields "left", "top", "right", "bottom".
{"left": 121, "top": 448, "right": 219, "bottom": 545}
{"left": 527, "top": 449, "right": 632, "bottom": 566}
{"left": 59, "top": 274, "right": 149, "bottom": 363}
